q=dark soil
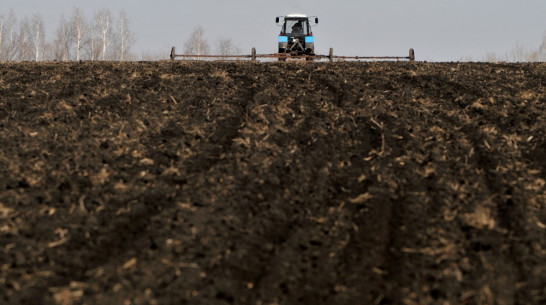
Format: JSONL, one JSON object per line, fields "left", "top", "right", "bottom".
{"left": 1, "top": 61, "right": 545, "bottom": 305}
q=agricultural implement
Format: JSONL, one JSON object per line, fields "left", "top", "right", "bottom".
{"left": 170, "top": 14, "right": 415, "bottom": 62}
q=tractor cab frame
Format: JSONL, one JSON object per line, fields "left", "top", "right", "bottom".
{"left": 276, "top": 14, "right": 318, "bottom": 56}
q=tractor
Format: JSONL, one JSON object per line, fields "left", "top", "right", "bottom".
{"left": 276, "top": 14, "right": 318, "bottom": 59}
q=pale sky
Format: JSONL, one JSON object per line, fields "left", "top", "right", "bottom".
{"left": 2, "top": 0, "right": 545, "bottom": 61}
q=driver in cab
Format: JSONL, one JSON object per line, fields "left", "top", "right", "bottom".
{"left": 291, "top": 21, "right": 303, "bottom": 34}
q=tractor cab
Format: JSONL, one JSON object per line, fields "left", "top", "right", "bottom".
{"left": 276, "top": 14, "right": 318, "bottom": 56}
{"left": 282, "top": 18, "right": 310, "bottom": 36}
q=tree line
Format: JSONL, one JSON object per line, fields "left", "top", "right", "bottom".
{"left": 484, "top": 36, "right": 546, "bottom": 62}
{"left": 0, "top": 8, "right": 241, "bottom": 62}
{"left": 0, "top": 8, "right": 134, "bottom": 62}
{"left": 458, "top": 33, "right": 546, "bottom": 62}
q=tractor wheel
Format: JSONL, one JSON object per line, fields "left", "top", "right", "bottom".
{"left": 278, "top": 49, "right": 287, "bottom": 61}
{"left": 305, "top": 49, "right": 315, "bottom": 61}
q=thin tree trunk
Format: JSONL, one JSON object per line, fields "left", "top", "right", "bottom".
{"left": 34, "top": 24, "right": 40, "bottom": 61}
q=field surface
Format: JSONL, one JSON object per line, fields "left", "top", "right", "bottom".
{"left": 1, "top": 61, "right": 545, "bottom": 305}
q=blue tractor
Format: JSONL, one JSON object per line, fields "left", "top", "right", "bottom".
{"left": 276, "top": 14, "right": 319, "bottom": 59}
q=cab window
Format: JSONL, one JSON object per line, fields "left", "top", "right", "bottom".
{"left": 285, "top": 20, "right": 308, "bottom": 35}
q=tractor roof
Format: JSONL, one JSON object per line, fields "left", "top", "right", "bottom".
{"left": 286, "top": 13, "right": 308, "bottom": 18}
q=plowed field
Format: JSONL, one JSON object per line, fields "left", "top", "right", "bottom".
{"left": 1, "top": 61, "right": 545, "bottom": 305}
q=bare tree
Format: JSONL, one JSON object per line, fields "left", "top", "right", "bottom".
{"left": 0, "top": 14, "right": 5, "bottom": 61}
{"left": 506, "top": 41, "right": 545, "bottom": 62}
{"left": 527, "top": 50, "right": 540, "bottom": 62}
{"left": 18, "top": 17, "right": 33, "bottom": 61}
{"left": 508, "top": 42, "right": 528, "bottom": 62}
{"left": 54, "top": 16, "right": 73, "bottom": 60}
{"left": 6, "top": 10, "right": 18, "bottom": 60}
{"left": 460, "top": 55, "right": 474, "bottom": 62}
{"left": 184, "top": 26, "right": 210, "bottom": 56}
{"left": 540, "top": 32, "right": 546, "bottom": 61}
{"left": 31, "top": 14, "right": 45, "bottom": 61}
{"left": 217, "top": 37, "right": 241, "bottom": 56}
{"left": 484, "top": 52, "right": 498, "bottom": 63}
{"left": 118, "top": 10, "right": 133, "bottom": 61}
{"left": 89, "top": 21, "right": 101, "bottom": 61}
{"left": 71, "top": 8, "right": 88, "bottom": 61}
{"left": 95, "top": 8, "right": 112, "bottom": 60}
{"left": 42, "top": 42, "right": 55, "bottom": 61}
